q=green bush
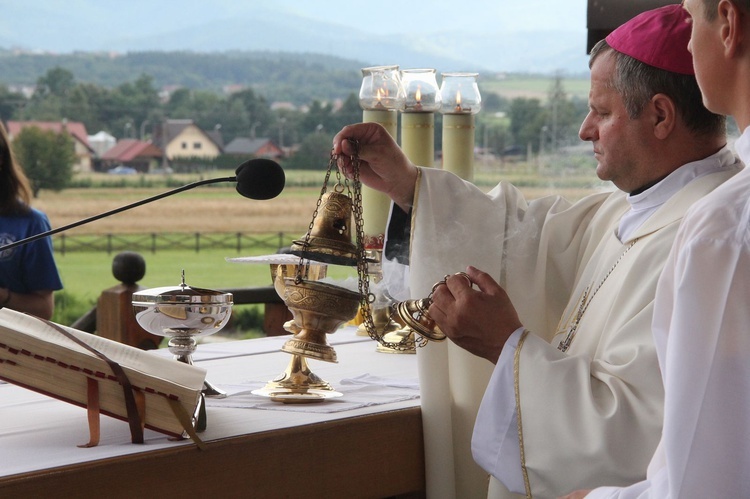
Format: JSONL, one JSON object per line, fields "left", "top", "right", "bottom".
{"left": 225, "top": 304, "right": 266, "bottom": 339}
{"left": 53, "top": 291, "right": 96, "bottom": 326}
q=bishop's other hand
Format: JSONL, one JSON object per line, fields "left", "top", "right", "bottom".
{"left": 428, "top": 266, "right": 522, "bottom": 364}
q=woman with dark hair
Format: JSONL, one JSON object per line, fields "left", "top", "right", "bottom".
{"left": 0, "top": 121, "right": 63, "bottom": 319}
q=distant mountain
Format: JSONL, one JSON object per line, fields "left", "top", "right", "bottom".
{"left": 103, "top": 19, "right": 589, "bottom": 75}
{"left": 0, "top": 51, "right": 368, "bottom": 105}
{"left": 0, "top": 3, "right": 590, "bottom": 76}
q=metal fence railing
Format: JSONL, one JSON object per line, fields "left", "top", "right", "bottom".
{"left": 53, "top": 232, "right": 293, "bottom": 255}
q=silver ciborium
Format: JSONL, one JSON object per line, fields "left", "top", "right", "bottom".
{"left": 132, "top": 272, "right": 233, "bottom": 398}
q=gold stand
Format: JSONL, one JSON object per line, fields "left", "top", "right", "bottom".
{"left": 252, "top": 353, "right": 343, "bottom": 403}
{"left": 264, "top": 354, "right": 334, "bottom": 391}
{"left": 255, "top": 269, "right": 360, "bottom": 403}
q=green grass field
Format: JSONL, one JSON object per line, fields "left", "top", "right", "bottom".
{"left": 55, "top": 246, "right": 357, "bottom": 302}
{"left": 48, "top": 162, "right": 603, "bottom": 327}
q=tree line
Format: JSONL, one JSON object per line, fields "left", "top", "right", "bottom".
{"left": 0, "top": 58, "right": 589, "bottom": 194}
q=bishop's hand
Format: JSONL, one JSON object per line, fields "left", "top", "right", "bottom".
{"left": 332, "top": 122, "right": 419, "bottom": 212}
{"left": 428, "top": 266, "right": 522, "bottom": 364}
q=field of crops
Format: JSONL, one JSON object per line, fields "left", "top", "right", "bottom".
{"left": 39, "top": 165, "right": 606, "bottom": 327}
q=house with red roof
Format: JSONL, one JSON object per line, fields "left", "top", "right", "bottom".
{"left": 100, "top": 139, "right": 164, "bottom": 173}
{"left": 6, "top": 120, "right": 95, "bottom": 173}
{"left": 223, "top": 137, "right": 283, "bottom": 159}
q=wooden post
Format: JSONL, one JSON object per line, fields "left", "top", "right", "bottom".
{"left": 96, "top": 251, "right": 162, "bottom": 350}
{"left": 263, "top": 303, "right": 292, "bottom": 336}
{"left": 219, "top": 287, "right": 292, "bottom": 337}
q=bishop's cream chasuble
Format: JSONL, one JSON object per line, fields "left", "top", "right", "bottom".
{"left": 389, "top": 158, "right": 740, "bottom": 499}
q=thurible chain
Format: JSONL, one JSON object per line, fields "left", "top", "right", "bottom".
{"left": 345, "top": 142, "right": 417, "bottom": 351}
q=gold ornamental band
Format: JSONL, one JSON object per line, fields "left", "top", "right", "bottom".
{"left": 374, "top": 120, "right": 398, "bottom": 128}
{"left": 286, "top": 339, "right": 329, "bottom": 355}
{"left": 442, "top": 124, "right": 475, "bottom": 130}
{"left": 402, "top": 123, "right": 435, "bottom": 130}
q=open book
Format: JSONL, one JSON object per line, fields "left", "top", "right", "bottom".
{"left": 0, "top": 308, "right": 206, "bottom": 443}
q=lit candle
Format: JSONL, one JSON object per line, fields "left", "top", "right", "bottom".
{"left": 440, "top": 72, "right": 481, "bottom": 181}
{"left": 401, "top": 68, "right": 440, "bottom": 168}
{"left": 359, "top": 65, "right": 405, "bottom": 245}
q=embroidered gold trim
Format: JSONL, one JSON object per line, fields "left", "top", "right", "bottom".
{"left": 408, "top": 167, "right": 423, "bottom": 253}
{"left": 514, "top": 328, "right": 532, "bottom": 499}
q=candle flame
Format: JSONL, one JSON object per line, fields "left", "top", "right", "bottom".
{"left": 415, "top": 85, "right": 422, "bottom": 103}
{"left": 453, "top": 90, "right": 464, "bottom": 112}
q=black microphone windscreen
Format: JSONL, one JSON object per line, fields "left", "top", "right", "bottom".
{"left": 235, "top": 158, "right": 285, "bottom": 200}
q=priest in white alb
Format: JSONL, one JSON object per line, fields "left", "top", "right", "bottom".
{"left": 564, "top": 0, "right": 750, "bottom": 497}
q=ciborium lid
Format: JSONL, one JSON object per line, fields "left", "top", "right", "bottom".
{"left": 132, "top": 284, "right": 233, "bottom": 306}
{"left": 132, "top": 274, "right": 233, "bottom": 306}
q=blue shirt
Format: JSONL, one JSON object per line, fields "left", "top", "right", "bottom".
{"left": 0, "top": 208, "right": 63, "bottom": 293}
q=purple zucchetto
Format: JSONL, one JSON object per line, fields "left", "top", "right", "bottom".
{"left": 606, "top": 4, "right": 694, "bottom": 75}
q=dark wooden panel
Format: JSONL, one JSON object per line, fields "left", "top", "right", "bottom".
{"left": 587, "top": 0, "right": 680, "bottom": 52}
{"left": 0, "top": 407, "right": 425, "bottom": 499}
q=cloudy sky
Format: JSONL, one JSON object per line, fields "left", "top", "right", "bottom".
{"left": 0, "top": 0, "right": 588, "bottom": 50}
{"left": 280, "top": 0, "right": 588, "bottom": 35}
{"left": 0, "top": 0, "right": 592, "bottom": 74}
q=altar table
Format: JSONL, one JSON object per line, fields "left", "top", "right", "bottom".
{"left": 0, "top": 327, "right": 424, "bottom": 498}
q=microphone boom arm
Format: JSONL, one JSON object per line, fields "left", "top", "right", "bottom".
{"left": 2, "top": 176, "right": 236, "bottom": 252}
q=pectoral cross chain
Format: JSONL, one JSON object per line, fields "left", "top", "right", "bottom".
{"left": 556, "top": 239, "right": 638, "bottom": 353}
{"left": 557, "top": 287, "right": 589, "bottom": 352}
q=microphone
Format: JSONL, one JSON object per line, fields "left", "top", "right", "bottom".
{"left": 0, "top": 158, "right": 285, "bottom": 252}
{"left": 234, "top": 158, "right": 285, "bottom": 200}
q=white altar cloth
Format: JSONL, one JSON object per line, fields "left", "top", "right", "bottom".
{"left": 0, "top": 326, "right": 419, "bottom": 478}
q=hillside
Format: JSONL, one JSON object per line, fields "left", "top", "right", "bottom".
{"left": 0, "top": 50, "right": 366, "bottom": 106}
{"left": 0, "top": 50, "right": 590, "bottom": 106}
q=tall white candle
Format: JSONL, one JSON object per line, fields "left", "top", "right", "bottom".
{"left": 362, "top": 109, "right": 398, "bottom": 242}
{"left": 402, "top": 112, "right": 435, "bottom": 168}
{"left": 439, "top": 72, "right": 481, "bottom": 182}
{"left": 359, "top": 65, "right": 405, "bottom": 244}
{"left": 441, "top": 113, "right": 474, "bottom": 180}
{"left": 422, "top": 73, "right": 482, "bottom": 495}
{"left": 401, "top": 68, "right": 440, "bottom": 168}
